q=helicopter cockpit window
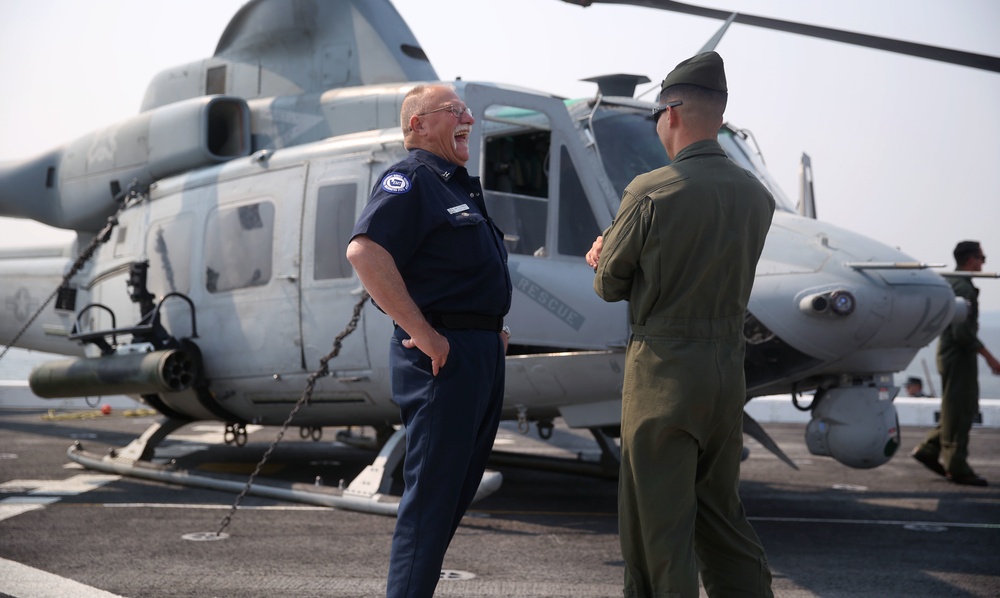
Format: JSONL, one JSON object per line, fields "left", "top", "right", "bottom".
{"left": 717, "top": 128, "right": 794, "bottom": 212}
{"left": 717, "top": 129, "right": 756, "bottom": 173}
{"left": 482, "top": 108, "right": 550, "bottom": 256}
{"left": 204, "top": 201, "right": 275, "bottom": 293}
{"left": 590, "top": 107, "right": 794, "bottom": 212}
{"left": 590, "top": 108, "right": 670, "bottom": 198}
{"left": 313, "top": 183, "right": 357, "bottom": 280}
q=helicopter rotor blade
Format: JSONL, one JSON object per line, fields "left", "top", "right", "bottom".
{"left": 698, "top": 11, "right": 736, "bottom": 54}
{"left": 559, "top": 0, "right": 1000, "bottom": 73}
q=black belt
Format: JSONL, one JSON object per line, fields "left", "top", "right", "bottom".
{"left": 424, "top": 312, "right": 503, "bottom": 332}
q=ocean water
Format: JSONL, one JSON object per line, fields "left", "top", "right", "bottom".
{"left": 0, "top": 347, "right": 64, "bottom": 382}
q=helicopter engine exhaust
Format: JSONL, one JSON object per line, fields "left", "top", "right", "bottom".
{"left": 28, "top": 349, "right": 198, "bottom": 399}
{"left": 0, "top": 96, "right": 251, "bottom": 232}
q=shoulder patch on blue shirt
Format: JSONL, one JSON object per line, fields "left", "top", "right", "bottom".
{"left": 380, "top": 172, "right": 411, "bottom": 194}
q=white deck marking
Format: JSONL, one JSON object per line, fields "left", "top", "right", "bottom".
{"left": 0, "top": 474, "right": 120, "bottom": 495}
{"left": 0, "top": 557, "right": 127, "bottom": 598}
{"left": 750, "top": 515, "right": 1000, "bottom": 529}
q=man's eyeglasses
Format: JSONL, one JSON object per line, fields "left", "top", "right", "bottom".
{"left": 975, "top": 254, "right": 987, "bottom": 263}
{"left": 418, "top": 104, "right": 473, "bottom": 119}
{"left": 651, "top": 100, "right": 683, "bottom": 124}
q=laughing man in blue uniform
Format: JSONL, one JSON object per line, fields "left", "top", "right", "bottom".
{"left": 347, "top": 83, "right": 512, "bottom": 598}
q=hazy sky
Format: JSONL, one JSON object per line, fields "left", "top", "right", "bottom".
{"left": 0, "top": 0, "right": 997, "bottom": 309}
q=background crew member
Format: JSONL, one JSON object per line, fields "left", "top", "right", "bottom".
{"left": 347, "top": 84, "right": 512, "bottom": 597}
{"left": 586, "top": 52, "right": 775, "bottom": 597}
{"left": 904, "top": 376, "right": 928, "bottom": 397}
{"left": 912, "top": 240, "right": 1000, "bottom": 486}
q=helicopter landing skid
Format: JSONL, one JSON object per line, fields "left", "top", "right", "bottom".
{"left": 488, "top": 427, "right": 621, "bottom": 479}
{"left": 66, "top": 418, "right": 503, "bottom": 517}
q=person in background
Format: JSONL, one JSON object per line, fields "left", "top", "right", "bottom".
{"left": 347, "top": 83, "right": 512, "bottom": 597}
{"left": 904, "top": 376, "right": 928, "bottom": 397}
{"left": 586, "top": 52, "right": 775, "bottom": 597}
{"left": 911, "top": 241, "right": 1000, "bottom": 487}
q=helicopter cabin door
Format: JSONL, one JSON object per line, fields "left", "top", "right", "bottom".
{"left": 182, "top": 164, "right": 309, "bottom": 379}
{"left": 298, "top": 158, "right": 372, "bottom": 376}
{"left": 463, "top": 84, "right": 629, "bottom": 351}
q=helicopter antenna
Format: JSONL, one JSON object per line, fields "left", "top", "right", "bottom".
{"left": 635, "top": 11, "right": 736, "bottom": 100}
{"left": 698, "top": 11, "right": 737, "bottom": 53}
{"left": 797, "top": 153, "right": 816, "bottom": 219}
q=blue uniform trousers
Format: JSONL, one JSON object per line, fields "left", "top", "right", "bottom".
{"left": 386, "top": 326, "right": 506, "bottom": 598}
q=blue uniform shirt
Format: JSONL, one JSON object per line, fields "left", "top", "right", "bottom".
{"left": 352, "top": 148, "right": 512, "bottom": 318}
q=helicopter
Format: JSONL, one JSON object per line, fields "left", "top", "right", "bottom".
{"left": 0, "top": 0, "right": 997, "bottom": 513}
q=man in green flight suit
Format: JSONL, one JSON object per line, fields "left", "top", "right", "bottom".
{"left": 585, "top": 52, "right": 775, "bottom": 597}
{"left": 912, "top": 241, "right": 1000, "bottom": 486}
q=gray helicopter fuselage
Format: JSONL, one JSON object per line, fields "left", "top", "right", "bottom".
{"left": 1, "top": 80, "right": 956, "bottom": 435}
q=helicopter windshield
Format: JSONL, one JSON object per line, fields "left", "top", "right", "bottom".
{"left": 588, "top": 107, "right": 793, "bottom": 212}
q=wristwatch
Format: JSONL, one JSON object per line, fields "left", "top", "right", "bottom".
{"left": 501, "top": 325, "right": 511, "bottom": 338}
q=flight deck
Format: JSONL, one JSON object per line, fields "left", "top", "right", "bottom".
{"left": 1, "top": 409, "right": 998, "bottom": 597}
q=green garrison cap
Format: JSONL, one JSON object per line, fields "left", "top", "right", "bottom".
{"left": 660, "top": 51, "right": 727, "bottom": 93}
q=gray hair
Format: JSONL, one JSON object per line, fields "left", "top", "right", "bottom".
{"left": 400, "top": 84, "right": 456, "bottom": 137}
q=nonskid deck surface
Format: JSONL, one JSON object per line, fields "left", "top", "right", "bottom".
{"left": 1, "top": 410, "right": 998, "bottom": 597}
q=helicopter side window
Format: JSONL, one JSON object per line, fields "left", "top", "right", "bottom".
{"left": 482, "top": 114, "right": 550, "bottom": 257}
{"left": 204, "top": 201, "right": 275, "bottom": 293}
{"left": 113, "top": 226, "right": 130, "bottom": 258}
{"left": 313, "top": 183, "right": 357, "bottom": 280}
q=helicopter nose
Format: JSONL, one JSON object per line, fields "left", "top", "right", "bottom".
{"left": 862, "top": 278, "right": 956, "bottom": 349}
{"left": 749, "top": 215, "right": 957, "bottom": 370}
